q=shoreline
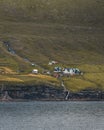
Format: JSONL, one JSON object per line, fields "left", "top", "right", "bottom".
{"left": 0, "top": 98, "right": 104, "bottom": 102}
{"left": 0, "top": 85, "right": 104, "bottom": 102}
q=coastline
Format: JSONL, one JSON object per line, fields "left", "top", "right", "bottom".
{"left": 0, "top": 98, "right": 104, "bottom": 102}
{"left": 0, "top": 84, "right": 104, "bottom": 102}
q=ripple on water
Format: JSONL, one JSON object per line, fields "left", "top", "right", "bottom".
{"left": 0, "top": 101, "right": 104, "bottom": 130}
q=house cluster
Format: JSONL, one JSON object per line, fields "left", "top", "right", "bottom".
{"left": 32, "top": 66, "right": 82, "bottom": 78}
{"left": 53, "top": 66, "right": 82, "bottom": 77}
{"left": 31, "top": 60, "right": 83, "bottom": 77}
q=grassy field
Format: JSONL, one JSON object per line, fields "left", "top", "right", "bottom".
{"left": 0, "top": 64, "right": 104, "bottom": 92}
{"left": 62, "top": 64, "right": 104, "bottom": 92}
{"left": 0, "top": 74, "right": 60, "bottom": 88}
{"left": 64, "top": 72, "right": 104, "bottom": 92}
{"left": 0, "top": 0, "right": 104, "bottom": 92}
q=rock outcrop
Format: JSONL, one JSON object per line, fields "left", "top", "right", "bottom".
{"left": 0, "top": 85, "right": 104, "bottom": 101}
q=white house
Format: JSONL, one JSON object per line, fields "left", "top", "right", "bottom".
{"left": 32, "top": 69, "right": 38, "bottom": 74}
{"left": 69, "top": 69, "right": 75, "bottom": 75}
{"left": 63, "top": 68, "right": 70, "bottom": 75}
{"left": 31, "top": 63, "right": 35, "bottom": 66}
{"left": 48, "top": 61, "right": 58, "bottom": 65}
{"left": 48, "top": 62, "right": 53, "bottom": 65}
{"left": 62, "top": 68, "right": 80, "bottom": 76}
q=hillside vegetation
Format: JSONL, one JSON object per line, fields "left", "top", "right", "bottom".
{"left": 0, "top": 0, "right": 104, "bottom": 92}
{"left": 0, "top": 0, "right": 104, "bottom": 26}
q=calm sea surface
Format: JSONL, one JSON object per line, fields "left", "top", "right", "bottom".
{"left": 0, "top": 101, "right": 104, "bottom": 130}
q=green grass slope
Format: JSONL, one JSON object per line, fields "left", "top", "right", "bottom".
{"left": 0, "top": 0, "right": 104, "bottom": 92}
{"left": 0, "top": 21, "right": 104, "bottom": 65}
{"left": 0, "top": 0, "right": 104, "bottom": 26}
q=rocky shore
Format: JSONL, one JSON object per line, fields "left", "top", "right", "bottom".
{"left": 0, "top": 85, "right": 104, "bottom": 101}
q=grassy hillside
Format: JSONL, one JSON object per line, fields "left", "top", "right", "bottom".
{"left": 0, "top": 0, "right": 104, "bottom": 26}
{"left": 0, "top": 0, "right": 104, "bottom": 92}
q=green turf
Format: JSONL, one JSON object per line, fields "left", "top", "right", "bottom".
{"left": 0, "top": 0, "right": 104, "bottom": 92}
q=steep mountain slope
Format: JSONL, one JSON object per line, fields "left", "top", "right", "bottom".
{"left": 0, "top": 22, "right": 104, "bottom": 67}
{"left": 0, "top": 0, "right": 104, "bottom": 67}
{"left": 0, "top": 0, "right": 104, "bottom": 25}
{"left": 0, "top": 0, "right": 104, "bottom": 94}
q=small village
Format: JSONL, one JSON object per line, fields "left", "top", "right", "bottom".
{"left": 32, "top": 60, "right": 83, "bottom": 78}
{"left": 1, "top": 41, "right": 83, "bottom": 78}
{"left": 0, "top": 41, "right": 104, "bottom": 101}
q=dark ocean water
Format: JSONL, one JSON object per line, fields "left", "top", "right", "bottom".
{"left": 0, "top": 101, "right": 104, "bottom": 130}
